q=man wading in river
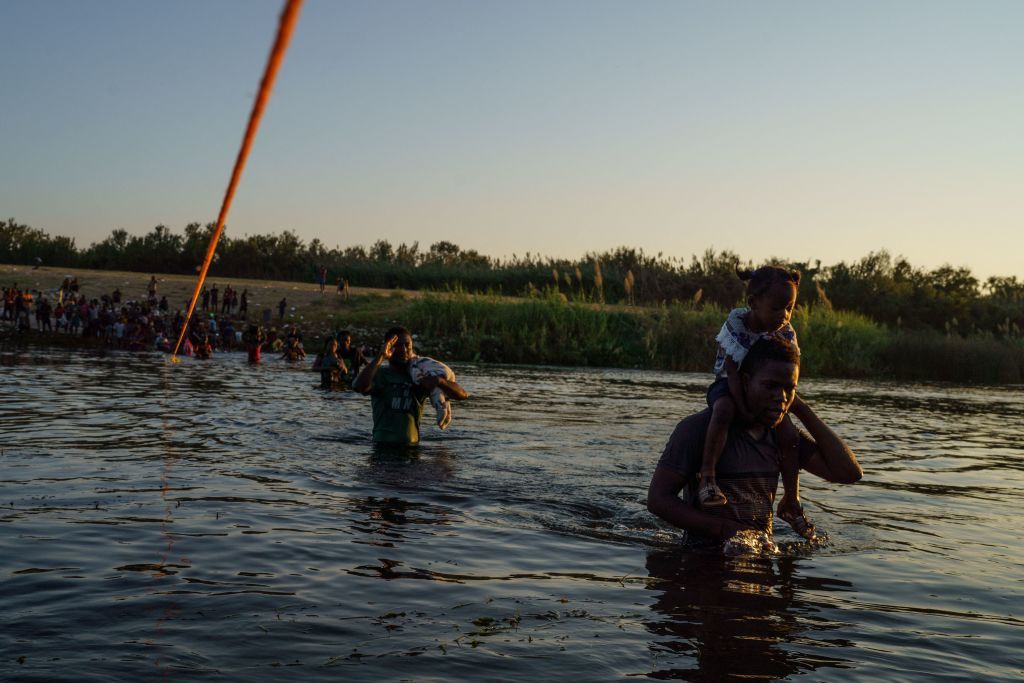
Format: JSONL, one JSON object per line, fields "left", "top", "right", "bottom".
{"left": 647, "top": 336, "right": 862, "bottom": 543}
{"left": 353, "top": 326, "right": 468, "bottom": 446}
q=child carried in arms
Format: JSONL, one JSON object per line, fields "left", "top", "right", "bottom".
{"left": 408, "top": 355, "right": 458, "bottom": 430}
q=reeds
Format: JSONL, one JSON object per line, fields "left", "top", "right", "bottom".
{"left": 790, "top": 305, "right": 887, "bottom": 378}
{"left": 405, "top": 291, "right": 642, "bottom": 366}
{"left": 876, "top": 331, "right": 1024, "bottom": 383}
{"left": 401, "top": 294, "right": 1024, "bottom": 383}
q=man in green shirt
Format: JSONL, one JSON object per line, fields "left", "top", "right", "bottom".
{"left": 353, "top": 326, "right": 468, "bottom": 445}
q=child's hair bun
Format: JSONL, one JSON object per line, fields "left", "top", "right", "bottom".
{"left": 739, "top": 264, "right": 803, "bottom": 299}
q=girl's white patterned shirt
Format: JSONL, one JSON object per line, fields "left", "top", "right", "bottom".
{"left": 713, "top": 307, "right": 799, "bottom": 377}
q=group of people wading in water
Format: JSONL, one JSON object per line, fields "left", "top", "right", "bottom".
{"left": 5, "top": 265, "right": 862, "bottom": 547}
{"left": 350, "top": 265, "right": 861, "bottom": 548}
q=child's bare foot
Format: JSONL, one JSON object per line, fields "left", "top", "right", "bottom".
{"left": 777, "top": 496, "right": 816, "bottom": 540}
{"left": 698, "top": 474, "right": 728, "bottom": 507}
{"left": 438, "top": 401, "right": 452, "bottom": 430}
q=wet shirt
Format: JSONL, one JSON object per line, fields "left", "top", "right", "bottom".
{"left": 370, "top": 365, "right": 428, "bottom": 445}
{"left": 338, "top": 347, "right": 366, "bottom": 380}
{"left": 657, "top": 409, "right": 816, "bottom": 541}
{"left": 318, "top": 353, "right": 346, "bottom": 388}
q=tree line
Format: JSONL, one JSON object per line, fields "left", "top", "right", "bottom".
{"left": 3, "top": 218, "right": 1022, "bottom": 337}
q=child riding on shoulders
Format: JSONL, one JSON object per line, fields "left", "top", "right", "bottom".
{"left": 700, "top": 265, "right": 816, "bottom": 540}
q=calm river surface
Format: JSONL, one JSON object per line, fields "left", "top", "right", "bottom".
{"left": 2, "top": 349, "right": 1022, "bottom": 681}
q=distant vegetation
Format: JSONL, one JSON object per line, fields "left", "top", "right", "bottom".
{"left": 3, "top": 217, "right": 1023, "bottom": 345}
{"left": 406, "top": 292, "right": 1024, "bottom": 383}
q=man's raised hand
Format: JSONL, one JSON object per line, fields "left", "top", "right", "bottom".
{"left": 380, "top": 335, "right": 397, "bottom": 360}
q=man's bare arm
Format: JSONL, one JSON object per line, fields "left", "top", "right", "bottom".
{"left": 352, "top": 354, "right": 383, "bottom": 395}
{"left": 647, "top": 467, "right": 750, "bottom": 539}
{"left": 417, "top": 374, "right": 469, "bottom": 401}
{"left": 438, "top": 377, "right": 468, "bottom": 401}
{"left": 790, "top": 396, "right": 863, "bottom": 484}
{"left": 352, "top": 336, "right": 395, "bottom": 395}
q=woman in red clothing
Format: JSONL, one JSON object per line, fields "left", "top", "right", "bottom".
{"left": 245, "top": 324, "right": 265, "bottom": 363}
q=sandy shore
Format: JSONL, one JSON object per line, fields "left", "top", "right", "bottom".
{"left": 0, "top": 263, "right": 424, "bottom": 310}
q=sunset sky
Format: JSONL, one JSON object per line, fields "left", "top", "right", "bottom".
{"left": 2, "top": 0, "right": 1022, "bottom": 278}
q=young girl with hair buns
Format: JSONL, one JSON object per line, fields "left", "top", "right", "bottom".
{"left": 700, "top": 265, "right": 815, "bottom": 539}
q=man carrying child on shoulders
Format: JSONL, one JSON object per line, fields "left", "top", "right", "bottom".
{"left": 647, "top": 336, "right": 862, "bottom": 543}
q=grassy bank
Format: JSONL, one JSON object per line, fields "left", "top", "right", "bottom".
{"left": 404, "top": 292, "right": 1024, "bottom": 383}
{"left": 4, "top": 263, "right": 1022, "bottom": 383}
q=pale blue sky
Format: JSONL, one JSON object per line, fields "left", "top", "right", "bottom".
{"left": 2, "top": 0, "right": 1022, "bottom": 277}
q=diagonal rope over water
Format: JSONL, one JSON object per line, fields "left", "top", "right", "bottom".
{"left": 172, "top": 0, "right": 304, "bottom": 360}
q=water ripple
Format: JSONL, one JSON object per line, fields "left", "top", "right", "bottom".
{"left": 0, "top": 349, "right": 1021, "bottom": 680}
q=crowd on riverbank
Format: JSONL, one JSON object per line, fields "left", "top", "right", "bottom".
{"left": 6, "top": 268, "right": 1023, "bottom": 384}
{"left": 1, "top": 279, "right": 374, "bottom": 368}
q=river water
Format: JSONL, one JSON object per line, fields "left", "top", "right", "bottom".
{"left": 1, "top": 349, "right": 1022, "bottom": 681}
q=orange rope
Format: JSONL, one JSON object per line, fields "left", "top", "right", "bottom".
{"left": 172, "top": 0, "right": 303, "bottom": 360}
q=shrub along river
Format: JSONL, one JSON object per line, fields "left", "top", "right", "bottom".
{"left": 1, "top": 349, "right": 1022, "bottom": 680}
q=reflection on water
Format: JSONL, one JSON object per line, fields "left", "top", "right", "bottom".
{"left": 644, "top": 549, "right": 856, "bottom": 680}
{"left": 1, "top": 348, "right": 1022, "bottom": 680}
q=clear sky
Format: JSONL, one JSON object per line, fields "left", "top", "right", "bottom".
{"left": 2, "top": 0, "right": 1022, "bottom": 278}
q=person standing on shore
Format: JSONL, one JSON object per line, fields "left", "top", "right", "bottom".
{"left": 54, "top": 301, "right": 66, "bottom": 332}
{"left": 278, "top": 297, "right": 287, "bottom": 321}
{"left": 2, "top": 285, "right": 15, "bottom": 321}
{"left": 38, "top": 297, "right": 52, "bottom": 332}
{"left": 317, "top": 264, "right": 327, "bottom": 294}
{"left": 221, "top": 285, "right": 233, "bottom": 315}
{"left": 352, "top": 326, "right": 468, "bottom": 446}
{"left": 19, "top": 290, "right": 33, "bottom": 330}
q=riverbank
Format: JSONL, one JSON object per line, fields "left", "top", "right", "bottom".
{"left": 404, "top": 292, "right": 1024, "bottom": 383}
{"left": 0, "top": 262, "right": 417, "bottom": 352}
{"left": 4, "top": 263, "right": 1022, "bottom": 383}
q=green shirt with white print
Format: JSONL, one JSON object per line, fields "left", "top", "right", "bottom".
{"left": 370, "top": 364, "right": 428, "bottom": 444}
